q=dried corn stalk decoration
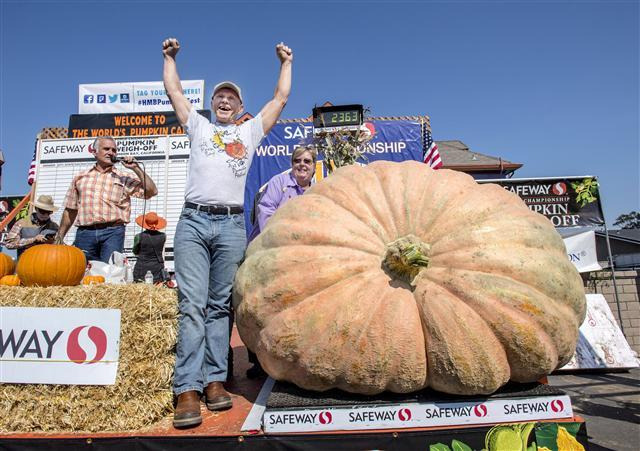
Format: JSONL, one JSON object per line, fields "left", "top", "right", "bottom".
{"left": 313, "top": 108, "right": 373, "bottom": 174}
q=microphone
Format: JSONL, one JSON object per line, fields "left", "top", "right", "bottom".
{"left": 110, "top": 155, "right": 119, "bottom": 164}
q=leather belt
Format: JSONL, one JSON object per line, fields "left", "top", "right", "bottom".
{"left": 184, "top": 202, "right": 243, "bottom": 215}
{"left": 78, "top": 221, "right": 124, "bottom": 230}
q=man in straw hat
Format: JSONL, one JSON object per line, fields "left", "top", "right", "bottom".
{"left": 5, "top": 194, "right": 60, "bottom": 257}
{"left": 132, "top": 211, "right": 167, "bottom": 283}
{"left": 162, "top": 37, "right": 292, "bottom": 428}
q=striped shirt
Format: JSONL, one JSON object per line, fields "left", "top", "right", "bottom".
{"left": 4, "top": 214, "right": 59, "bottom": 256}
{"left": 63, "top": 165, "right": 144, "bottom": 226}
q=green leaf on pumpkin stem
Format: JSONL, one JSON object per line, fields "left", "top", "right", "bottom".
{"left": 451, "top": 439, "right": 473, "bottom": 451}
{"left": 429, "top": 443, "right": 452, "bottom": 451}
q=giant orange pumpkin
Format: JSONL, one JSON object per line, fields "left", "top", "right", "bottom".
{"left": 0, "top": 253, "right": 15, "bottom": 278}
{"left": 17, "top": 244, "right": 86, "bottom": 287}
{"left": 233, "top": 161, "right": 586, "bottom": 396}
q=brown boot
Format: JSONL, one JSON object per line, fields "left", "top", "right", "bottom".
{"left": 173, "top": 391, "right": 202, "bottom": 428}
{"left": 204, "top": 382, "right": 232, "bottom": 411}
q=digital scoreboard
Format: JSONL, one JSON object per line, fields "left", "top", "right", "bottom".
{"left": 312, "top": 104, "right": 364, "bottom": 135}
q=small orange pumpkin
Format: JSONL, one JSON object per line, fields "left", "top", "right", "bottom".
{"left": 0, "top": 253, "right": 15, "bottom": 278}
{"left": 82, "top": 275, "right": 105, "bottom": 285}
{"left": 17, "top": 244, "right": 86, "bottom": 287}
{"left": 0, "top": 274, "right": 21, "bottom": 286}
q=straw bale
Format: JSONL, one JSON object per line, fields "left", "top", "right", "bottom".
{"left": 0, "top": 285, "right": 178, "bottom": 433}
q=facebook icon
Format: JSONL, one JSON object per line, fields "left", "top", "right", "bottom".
{"left": 83, "top": 94, "right": 94, "bottom": 104}
{"left": 97, "top": 94, "right": 106, "bottom": 103}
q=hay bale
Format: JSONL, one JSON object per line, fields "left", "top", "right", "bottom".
{"left": 0, "top": 285, "right": 178, "bottom": 432}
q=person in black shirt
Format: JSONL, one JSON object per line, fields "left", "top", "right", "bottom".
{"left": 132, "top": 212, "right": 167, "bottom": 283}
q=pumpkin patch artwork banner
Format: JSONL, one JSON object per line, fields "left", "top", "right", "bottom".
{"left": 234, "top": 161, "right": 587, "bottom": 396}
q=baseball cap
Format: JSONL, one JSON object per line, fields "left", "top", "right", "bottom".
{"left": 213, "top": 81, "right": 243, "bottom": 104}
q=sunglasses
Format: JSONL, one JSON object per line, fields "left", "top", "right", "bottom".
{"left": 293, "top": 158, "right": 313, "bottom": 164}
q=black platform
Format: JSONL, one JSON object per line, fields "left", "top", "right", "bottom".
{"left": 267, "top": 380, "right": 566, "bottom": 409}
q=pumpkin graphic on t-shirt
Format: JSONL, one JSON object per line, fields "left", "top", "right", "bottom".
{"left": 225, "top": 141, "right": 246, "bottom": 159}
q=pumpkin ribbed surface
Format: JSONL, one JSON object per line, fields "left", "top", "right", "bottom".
{"left": 233, "top": 161, "right": 586, "bottom": 396}
{"left": 17, "top": 244, "right": 86, "bottom": 287}
{"left": 82, "top": 275, "right": 106, "bottom": 285}
{"left": 0, "top": 274, "right": 21, "bottom": 286}
{"left": 0, "top": 253, "right": 15, "bottom": 278}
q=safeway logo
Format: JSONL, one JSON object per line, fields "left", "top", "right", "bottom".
{"left": 473, "top": 404, "right": 488, "bottom": 417}
{"left": 552, "top": 182, "right": 567, "bottom": 195}
{"left": 550, "top": 399, "right": 564, "bottom": 413}
{"left": 318, "top": 411, "right": 332, "bottom": 424}
{"left": 66, "top": 326, "right": 108, "bottom": 364}
{"left": 398, "top": 408, "right": 412, "bottom": 421}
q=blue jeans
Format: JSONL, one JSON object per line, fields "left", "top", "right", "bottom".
{"left": 73, "top": 225, "right": 125, "bottom": 263}
{"left": 173, "top": 207, "right": 246, "bottom": 395}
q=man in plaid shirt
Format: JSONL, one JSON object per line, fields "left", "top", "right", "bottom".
{"left": 55, "top": 136, "right": 158, "bottom": 262}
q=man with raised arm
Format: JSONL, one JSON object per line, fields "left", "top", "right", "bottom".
{"left": 162, "top": 37, "right": 292, "bottom": 428}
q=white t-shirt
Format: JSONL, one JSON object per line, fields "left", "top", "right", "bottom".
{"left": 184, "top": 108, "right": 264, "bottom": 206}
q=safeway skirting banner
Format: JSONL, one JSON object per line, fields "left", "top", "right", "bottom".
{"left": 263, "top": 395, "right": 573, "bottom": 433}
{"left": 0, "top": 307, "right": 121, "bottom": 385}
{"left": 563, "top": 230, "right": 602, "bottom": 273}
{"left": 68, "top": 110, "right": 211, "bottom": 138}
{"left": 78, "top": 80, "right": 205, "bottom": 114}
{"left": 479, "top": 176, "right": 605, "bottom": 227}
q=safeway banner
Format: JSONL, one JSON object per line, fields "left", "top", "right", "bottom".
{"left": 0, "top": 307, "right": 121, "bottom": 385}
{"left": 263, "top": 395, "right": 573, "bottom": 433}
{"left": 479, "top": 177, "right": 605, "bottom": 228}
{"left": 243, "top": 119, "right": 424, "bottom": 230}
{"left": 79, "top": 80, "right": 205, "bottom": 113}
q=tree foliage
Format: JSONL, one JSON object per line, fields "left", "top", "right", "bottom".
{"left": 613, "top": 211, "right": 640, "bottom": 229}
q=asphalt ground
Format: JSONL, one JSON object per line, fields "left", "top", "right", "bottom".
{"left": 547, "top": 368, "right": 639, "bottom": 451}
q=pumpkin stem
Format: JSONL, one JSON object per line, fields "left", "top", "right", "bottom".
{"left": 383, "top": 235, "right": 430, "bottom": 285}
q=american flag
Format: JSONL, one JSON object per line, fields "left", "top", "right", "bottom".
{"left": 27, "top": 140, "right": 37, "bottom": 185}
{"left": 423, "top": 129, "right": 443, "bottom": 169}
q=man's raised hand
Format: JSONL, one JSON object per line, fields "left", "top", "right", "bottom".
{"left": 163, "top": 38, "right": 180, "bottom": 58}
{"left": 276, "top": 42, "right": 293, "bottom": 64}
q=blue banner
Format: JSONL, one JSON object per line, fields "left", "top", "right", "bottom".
{"left": 244, "top": 119, "right": 424, "bottom": 230}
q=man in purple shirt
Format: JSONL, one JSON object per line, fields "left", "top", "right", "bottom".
{"left": 248, "top": 145, "right": 317, "bottom": 242}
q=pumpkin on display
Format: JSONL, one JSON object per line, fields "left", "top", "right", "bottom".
{"left": 0, "top": 274, "right": 21, "bottom": 286}
{"left": 82, "top": 275, "right": 105, "bottom": 285}
{"left": 17, "top": 244, "right": 86, "bottom": 287}
{"left": 234, "top": 161, "right": 586, "bottom": 396}
{"left": 0, "top": 253, "right": 16, "bottom": 278}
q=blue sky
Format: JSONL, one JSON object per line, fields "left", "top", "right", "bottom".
{"left": 1, "top": 0, "right": 638, "bottom": 226}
